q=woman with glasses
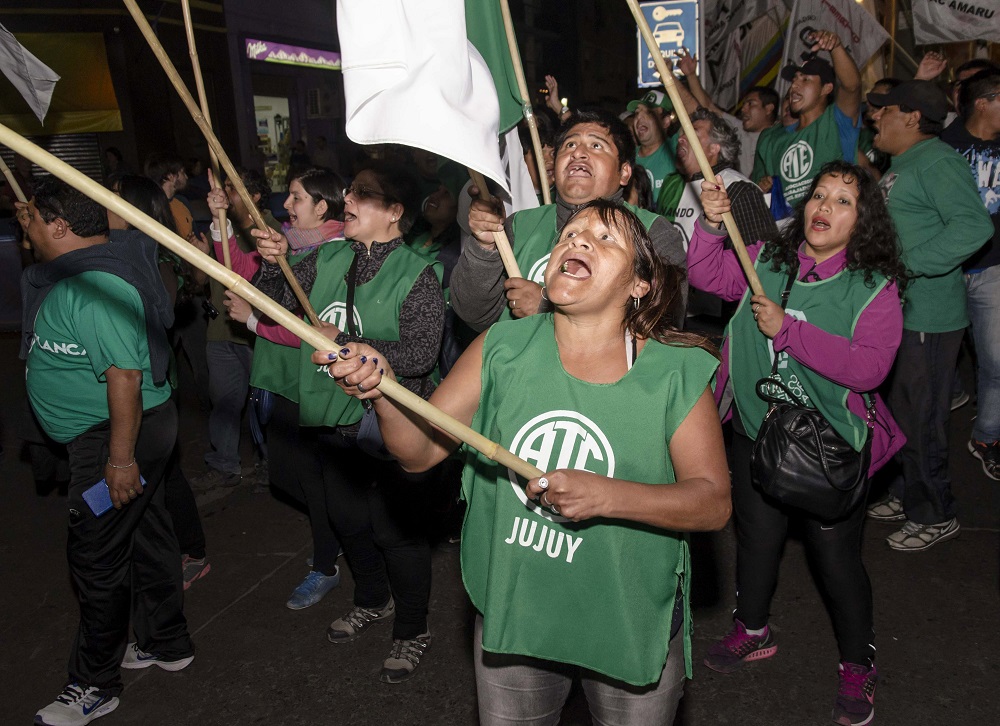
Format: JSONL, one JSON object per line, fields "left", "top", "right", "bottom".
{"left": 250, "top": 160, "right": 445, "bottom": 683}
{"left": 208, "top": 167, "right": 349, "bottom": 610}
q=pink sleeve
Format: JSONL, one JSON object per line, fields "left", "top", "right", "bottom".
{"left": 212, "top": 229, "right": 261, "bottom": 281}
{"left": 771, "top": 281, "right": 903, "bottom": 392}
{"left": 687, "top": 217, "right": 764, "bottom": 302}
{"left": 255, "top": 318, "right": 302, "bottom": 348}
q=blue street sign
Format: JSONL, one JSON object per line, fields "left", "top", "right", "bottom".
{"left": 637, "top": 0, "right": 702, "bottom": 89}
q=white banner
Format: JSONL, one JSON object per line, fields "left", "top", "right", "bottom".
{"left": 780, "top": 0, "right": 889, "bottom": 96}
{"left": 704, "top": 0, "right": 785, "bottom": 103}
{"left": 0, "top": 22, "right": 59, "bottom": 125}
{"left": 912, "top": 1, "right": 1000, "bottom": 45}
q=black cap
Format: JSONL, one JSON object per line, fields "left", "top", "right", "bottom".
{"left": 866, "top": 80, "right": 949, "bottom": 123}
{"left": 780, "top": 58, "right": 835, "bottom": 86}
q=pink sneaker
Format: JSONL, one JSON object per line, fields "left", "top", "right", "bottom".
{"left": 181, "top": 555, "right": 211, "bottom": 590}
{"left": 704, "top": 619, "right": 778, "bottom": 673}
{"left": 832, "top": 662, "right": 877, "bottom": 725}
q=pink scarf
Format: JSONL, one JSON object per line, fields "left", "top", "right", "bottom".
{"left": 283, "top": 218, "right": 345, "bottom": 253}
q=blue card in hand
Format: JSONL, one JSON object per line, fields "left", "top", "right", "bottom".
{"left": 81, "top": 476, "right": 147, "bottom": 516}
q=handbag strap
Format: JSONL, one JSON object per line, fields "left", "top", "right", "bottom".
{"left": 767, "top": 264, "right": 798, "bottom": 378}
{"left": 345, "top": 252, "right": 360, "bottom": 337}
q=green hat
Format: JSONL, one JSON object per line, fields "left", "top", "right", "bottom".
{"left": 626, "top": 89, "right": 673, "bottom": 113}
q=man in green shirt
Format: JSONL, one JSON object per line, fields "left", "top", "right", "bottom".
{"left": 19, "top": 178, "right": 194, "bottom": 726}
{"left": 865, "top": 81, "right": 994, "bottom": 552}
{"left": 627, "top": 90, "right": 682, "bottom": 214}
{"left": 753, "top": 30, "right": 863, "bottom": 214}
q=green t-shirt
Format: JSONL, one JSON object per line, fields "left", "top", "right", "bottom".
{"left": 753, "top": 104, "right": 860, "bottom": 209}
{"left": 635, "top": 137, "right": 679, "bottom": 197}
{"left": 461, "top": 314, "right": 719, "bottom": 686}
{"left": 880, "top": 138, "right": 994, "bottom": 332}
{"left": 26, "top": 271, "right": 171, "bottom": 443}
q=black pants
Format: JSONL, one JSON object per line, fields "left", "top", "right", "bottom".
{"left": 268, "top": 395, "right": 342, "bottom": 575}
{"left": 888, "top": 329, "right": 963, "bottom": 524}
{"left": 731, "top": 430, "right": 874, "bottom": 666}
{"left": 64, "top": 400, "right": 194, "bottom": 694}
{"left": 318, "top": 431, "right": 433, "bottom": 641}
{"left": 163, "top": 445, "right": 206, "bottom": 559}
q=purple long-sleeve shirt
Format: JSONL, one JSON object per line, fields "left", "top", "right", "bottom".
{"left": 688, "top": 217, "right": 905, "bottom": 475}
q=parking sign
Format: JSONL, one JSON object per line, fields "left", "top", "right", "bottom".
{"left": 637, "top": 0, "right": 702, "bottom": 89}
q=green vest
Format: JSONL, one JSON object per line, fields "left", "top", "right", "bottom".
{"left": 248, "top": 249, "right": 315, "bottom": 402}
{"left": 461, "top": 314, "right": 719, "bottom": 686}
{"left": 505, "top": 202, "right": 661, "bottom": 321}
{"left": 297, "top": 243, "right": 437, "bottom": 428}
{"left": 728, "top": 255, "right": 887, "bottom": 449}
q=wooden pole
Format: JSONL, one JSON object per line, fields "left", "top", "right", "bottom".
{"left": 887, "top": 0, "right": 898, "bottom": 77}
{"left": 626, "top": 0, "right": 763, "bottom": 297}
{"left": 468, "top": 169, "right": 522, "bottom": 278}
{"left": 0, "top": 154, "right": 26, "bottom": 202}
{"left": 0, "top": 122, "right": 543, "bottom": 481}
{"left": 123, "top": 0, "right": 320, "bottom": 325}
{"left": 180, "top": 0, "right": 230, "bottom": 270}
{"left": 498, "top": 0, "right": 551, "bottom": 206}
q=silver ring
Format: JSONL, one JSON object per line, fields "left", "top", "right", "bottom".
{"left": 509, "top": 299, "right": 516, "bottom": 310}
{"left": 550, "top": 503, "right": 560, "bottom": 515}
{"left": 357, "top": 382, "right": 365, "bottom": 392}
{"left": 540, "top": 491, "right": 551, "bottom": 507}
{"left": 538, "top": 477, "right": 549, "bottom": 490}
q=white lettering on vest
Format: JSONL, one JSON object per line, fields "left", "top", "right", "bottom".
{"left": 503, "top": 516, "right": 582, "bottom": 564}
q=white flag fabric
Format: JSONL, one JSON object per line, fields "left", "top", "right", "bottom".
{"left": 0, "top": 23, "right": 59, "bottom": 125}
{"left": 704, "top": 0, "right": 785, "bottom": 107}
{"left": 780, "top": 0, "right": 889, "bottom": 96}
{"left": 337, "top": 0, "right": 525, "bottom": 205}
{"left": 912, "top": 1, "right": 1000, "bottom": 45}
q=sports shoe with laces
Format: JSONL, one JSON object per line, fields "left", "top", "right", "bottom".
{"left": 832, "top": 662, "right": 877, "bottom": 725}
{"left": 35, "top": 683, "right": 119, "bottom": 726}
{"left": 120, "top": 642, "right": 194, "bottom": 671}
{"left": 886, "top": 518, "right": 960, "bottom": 551}
{"left": 380, "top": 631, "right": 432, "bottom": 683}
{"left": 703, "top": 619, "right": 778, "bottom": 673}
{"left": 181, "top": 555, "right": 211, "bottom": 590}
{"left": 327, "top": 598, "right": 395, "bottom": 643}
{"left": 866, "top": 495, "right": 905, "bottom": 522}
{"left": 969, "top": 439, "right": 1000, "bottom": 482}
{"left": 286, "top": 568, "right": 340, "bottom": 610}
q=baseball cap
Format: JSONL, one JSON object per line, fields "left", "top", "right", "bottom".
{"left": 866, "top": 80, "right": 949, "bottom": 123}
{"left": 627, "top": 89, "right": 674, "bottom": 113}
{"left": 780, "top": 58, "right": 835, "bottom": 86}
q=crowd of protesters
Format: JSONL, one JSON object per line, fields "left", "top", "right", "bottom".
{"left": 8, "top": 27, "right": 998, "bottom": 726}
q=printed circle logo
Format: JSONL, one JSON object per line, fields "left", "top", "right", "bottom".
{"left": 527, "top": 253, "right": 551, "bottom": 285}
{"left": 780, "top": 140, "right": 814, "bottom": 183}
{"left": 506, "top": 410, "right": 616, "bottom": 522}
{"left": 318, "top": 301, "right": 362, "bottom": 336}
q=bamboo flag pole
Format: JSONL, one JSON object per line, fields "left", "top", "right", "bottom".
{"left": 0, "top": 122, "right": 543, "bottom": 481}
{"left": 180, "top": 0, "right": 230, "bottom": 270}
{"left": 0, "top": 155, "right": 26, "bottom": 203}
{"left": 468, "top": 169, "right": 522, "bottom": 278}
{"left": 626, "top": 0, "right": 763, "bottom": 297}
{"left": 498, "top": 0, "right": 551, "bottom": 206}
{"left": 887, "top": 0, "right": 898, "bottom": 77}
{"left": 122, "top": 0, "right": 320, "bottom": 326}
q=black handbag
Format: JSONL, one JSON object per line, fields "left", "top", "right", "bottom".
{"left": 749, "top": 268, "right": 874, "bottom": 521}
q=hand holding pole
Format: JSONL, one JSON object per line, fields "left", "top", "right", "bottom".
{"left": 468, "top": 169, "right": 522, "bottom": 279}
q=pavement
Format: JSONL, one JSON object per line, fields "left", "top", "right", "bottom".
{"left": 1, "top": 329, "right": 998, "bottom": 726}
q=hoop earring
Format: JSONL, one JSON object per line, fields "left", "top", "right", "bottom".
{"left": 633, "top": 297, "right": 640, "bottom": 310}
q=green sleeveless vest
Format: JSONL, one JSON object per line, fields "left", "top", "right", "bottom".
{"left": 461, "top": 315, "right": 718, "bottom": 685}
{"left": 504, "top": 202, "right": 661, "bottom": 321}
{"left": 298, "top": 243, "right": 438, "bottom": 428}
{"left": 248, "top": 249, "right": 316, "bottom": 402}
{"left": 728, "top": 254, "right": 887, "bottom": 449}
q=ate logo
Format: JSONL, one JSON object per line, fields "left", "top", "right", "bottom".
{"left": 780, "top": 140, "right": 814, "bottom": 183}
{"left": 318, "top": 301, "right": 363, "bottom": 335}
{"left": 506, "top": 410, "right": 616, "bottom": 522}
{"left": 527, "top": 253, "right": 551, "bottom": 285}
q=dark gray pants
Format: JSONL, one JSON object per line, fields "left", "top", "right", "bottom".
{"left": 888, "top": 329, "right": 964, "bottom": 524}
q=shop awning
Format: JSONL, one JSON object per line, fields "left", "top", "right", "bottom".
{"left": 0, "top": 32, "right": 121, "bottom": 135}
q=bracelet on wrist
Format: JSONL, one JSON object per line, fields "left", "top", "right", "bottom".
{"left": 107, "top": 457, "right": 136, "bottom": 470}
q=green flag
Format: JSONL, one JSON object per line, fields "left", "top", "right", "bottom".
{"left": 465, "top": 0, "right": 522, "bottom": 134}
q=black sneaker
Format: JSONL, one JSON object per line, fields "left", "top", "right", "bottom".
{"left": 380, "top": 631, "right": 432, "bottom": 683}
{"left": 327, "top": 598, "right": 395, "bottom": 643}
{"left": 969, "top": 439, "right": 1000, "bottom": 481}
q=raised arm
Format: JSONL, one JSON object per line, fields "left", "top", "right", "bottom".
{"left": 811, "top": 30, "right": 861, "bottom": 121}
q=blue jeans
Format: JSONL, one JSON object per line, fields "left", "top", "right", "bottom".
{"left": 204, "top": 340, "right": 252, "bottom": 475}
{"left": 474, "top": 615, "right": 685, "bottom": 726}
{"left": 967, "top": 265, "right": 1000, "bottom": 444}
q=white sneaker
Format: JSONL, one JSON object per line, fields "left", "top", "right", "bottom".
{"left": 35, "top": 684, "right": 119, "bottom": 726}
{"left": 866, "top": 495, "right": 905, "bottom": 522}
{"left": 120, "top": 642, "right": 194, "bottom": 671}
{"left": 887, "top": 519, "right": 960, "bottom": 552}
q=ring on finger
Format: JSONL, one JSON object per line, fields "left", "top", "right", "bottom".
{"left": 357, "top": 382, "right": 365, "bottom": 392}
{"left": 509, "top": 299, "right": 516, "bottom": 310}
{"left": 550, "top": 503, "right": 561, "bottom": 515}
{"left": 540, "top": 491, "right": 550, "bottom": 507}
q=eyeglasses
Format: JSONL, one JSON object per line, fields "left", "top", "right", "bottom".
{"left": 344, "top": 184, "right": 387, "bottom": 200}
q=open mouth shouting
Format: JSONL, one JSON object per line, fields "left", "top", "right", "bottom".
{"left": 559, "top": 256, "right": 592, "bottom": 280}
{"left": 810, "top": 214, "right": 830, "bottom": 232}
{"left": 566, "top": 162, "right": 592, "bottom": 178}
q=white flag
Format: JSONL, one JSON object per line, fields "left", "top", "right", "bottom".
{"left": 336, "top": 0, "right": 534, "bottom": 210}
{"left": 0, "top": 23, "right": 59, "bottom": 125}
{"left": 780, "top": 0, "right": 889, "bottom": 97}
{"left": 912, "top": 1, "right": 1000, "bottom": 45}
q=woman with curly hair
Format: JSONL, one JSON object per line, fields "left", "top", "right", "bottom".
{"left": 688, "top": 160, "right": 906, "bottom": 726}
{"left": 313, "top": 199, "right": 731, "bottom": 724}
